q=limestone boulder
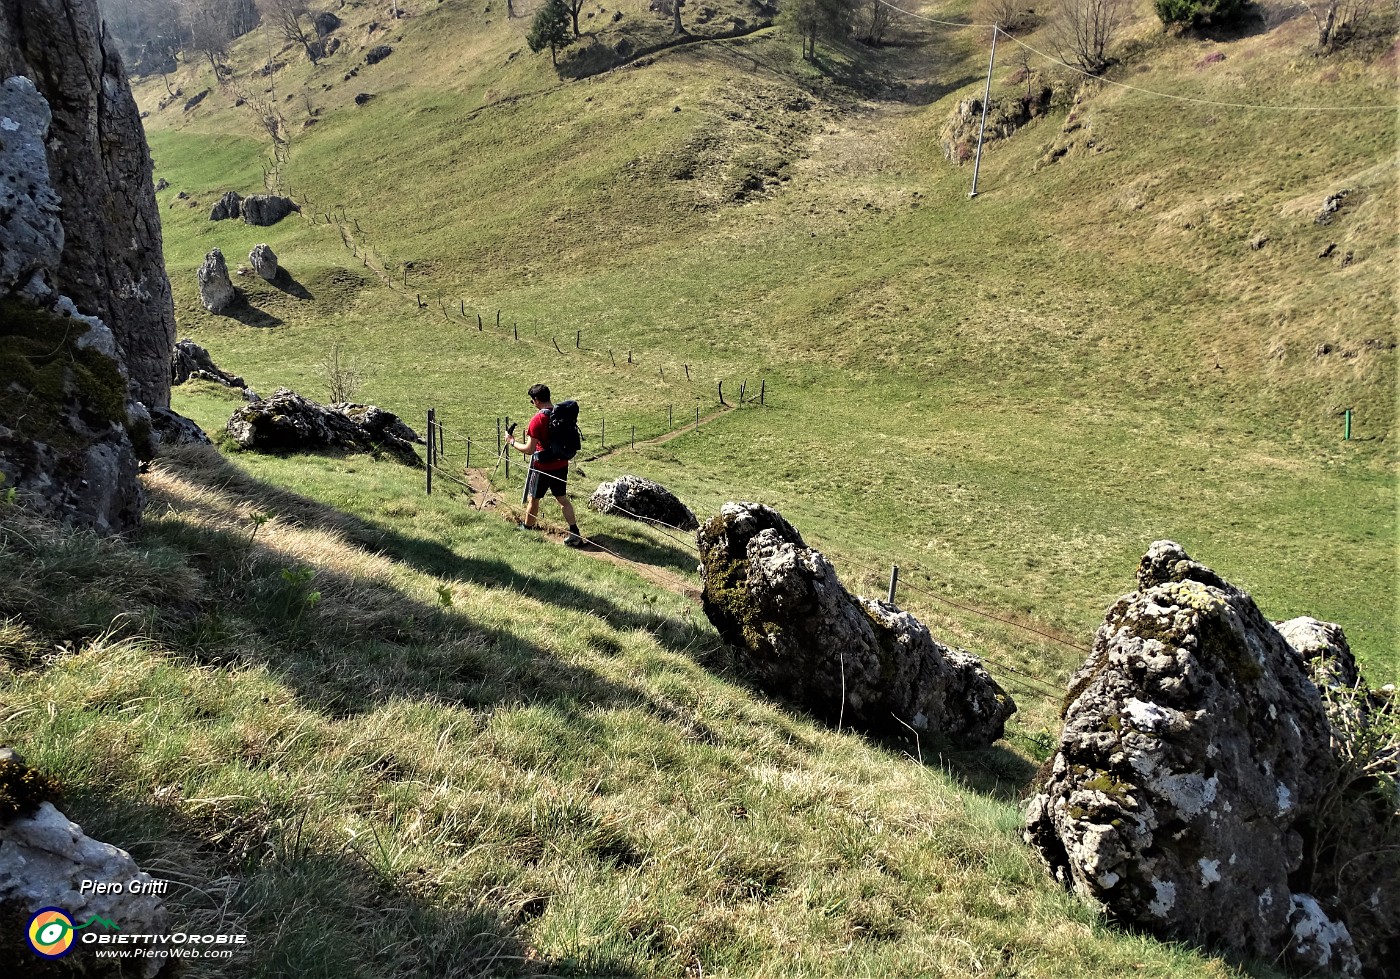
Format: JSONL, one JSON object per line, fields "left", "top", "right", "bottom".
{"left": 330, "top": 401, "right": 424, "bottom": 448}
{"left": 249, "top": 243, "right": 279, "bottom": 281}
{"left": 698, "top": 502, "right": 1014, "bottom": 745}
{"left": 0, "top": 77, "right": 63, "bottom": 295}
{"left": 240, "top": 194, "right": 299, "bottom": 226}
{"left": 196, "top": 248, "right": 236, "bottom": 313}
{"left": 226, "top": 388, "right": 421, "bottom": 465}
{"left": 589, "top": 474, "right": 699, "bottom": 531}
{"left": 209, "top": 190, "right": 241, "bottom": 221}
{"left": 1025, "top": 541, "right": 1398, "bottom": 978}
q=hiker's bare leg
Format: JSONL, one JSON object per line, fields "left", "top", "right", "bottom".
{"left": 524, "top": 496, "right": 542, "bottom": 527}
{"left": 558, "top": 495, "right": 577, "bottom": 526}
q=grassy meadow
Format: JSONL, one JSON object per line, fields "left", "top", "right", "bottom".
{"left": 2, "top": 0, "right": 1396, "bottom": 975}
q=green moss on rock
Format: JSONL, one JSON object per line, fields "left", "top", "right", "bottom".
{"left": 0, "top": 299, "right": 128, "bottom": 449}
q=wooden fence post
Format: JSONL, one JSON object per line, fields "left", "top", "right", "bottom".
{"left": 426, "top": 408, "right": 435, "bottom": 495}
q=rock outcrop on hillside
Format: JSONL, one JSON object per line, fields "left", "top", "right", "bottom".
{"left": 226, "top": 388, "right": 422, "bottom": 465}
{"left": 171, "top": 338, "right": 248, "bottom": 391}
{"left": 697, "top": 502, "right": 1015, "bottom": 746}
{"left": 0, "top": 0, "right": 178, "bottom": 534}
{"left": 249, "top": 243, "right": 279, "bottom": 281}
{"left": 241, "top": 194, "right": 299, "bottom": 226}
{"left": 589, "top": 475, "right": 699, "bottom": 530}
{"left": 1025, "top": 541, "right": 1398, "bottom": 978}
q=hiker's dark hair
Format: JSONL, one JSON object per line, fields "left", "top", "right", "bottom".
{"left": 528, "top": 383, "right": 550, "bottom": 403}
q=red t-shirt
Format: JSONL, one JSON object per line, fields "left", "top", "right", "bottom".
{"left": 527, "top": 409, "right": 567, "bottom": 471}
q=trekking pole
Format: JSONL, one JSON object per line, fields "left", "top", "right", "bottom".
{"left": 493, "top": 420, "right": 517, "bottom": 476}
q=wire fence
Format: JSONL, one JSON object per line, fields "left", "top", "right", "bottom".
{"left": 422, "top": 404, "right": 1081, "bottom": 704}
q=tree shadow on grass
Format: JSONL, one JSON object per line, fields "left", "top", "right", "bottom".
{"left": 46, "top": 789, "right": 647, "bottom": 979}
{"left": 140, "top": 447, "right": 720, "bottom": 719}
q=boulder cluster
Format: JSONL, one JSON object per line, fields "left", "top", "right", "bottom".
{"left": 207, "top": 191, "right": 299, "bottom": 227}
{"left": 171, "top": 337, "right": 255, "bottom": 399}
{"left": 1026, "top": 541, "right": 1397, "bottom": 978}
{"left": 697, "top": 502, "right": 1015, "bottom": 747}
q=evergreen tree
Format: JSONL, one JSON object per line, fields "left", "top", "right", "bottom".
{"left": 527, "top": 0, "right": 574, "bottom": 67}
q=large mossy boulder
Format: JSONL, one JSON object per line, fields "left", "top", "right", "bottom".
{"left": 697, "top": 502, "right": 1015, "bottom": 746}
{"left": 1025, "top": 541, "right": 1398, "bottom": 978}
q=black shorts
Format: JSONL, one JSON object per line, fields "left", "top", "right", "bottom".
{"left": 525, "top": 465, "right": 569, "bottom": 499}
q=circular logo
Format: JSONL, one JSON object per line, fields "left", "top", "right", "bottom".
{"left": 27, "top": 907, "right": 76, "bottom": 959}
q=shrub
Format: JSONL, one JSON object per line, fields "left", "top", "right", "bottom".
{"left": 1155, "top": 0, "right": 1250, "bottom": 28}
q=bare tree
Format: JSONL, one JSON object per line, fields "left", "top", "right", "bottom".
{"left": 258, "top": 0, "right": 322, "bottom": 63}
{"left": 857, "top": 0, "right": 894, "bottom": 45}
{"left": 977, "top": 0, "right": 1040, "bottom": 32}
{"left": 1049, "top": 0, "right": 1129, "bottom": 75}
{"left": 1297, "top": 0, "right": 1379, "bottom": 49}
{"left": 175, "top": 0, "right": 236, "bottom": 78}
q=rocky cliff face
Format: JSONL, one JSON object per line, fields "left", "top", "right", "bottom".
{"left": 0, "top": 0, "right": 175, "bottom": 533}
{"left": 1, "top": 0, "right": 176, "bottom": 408}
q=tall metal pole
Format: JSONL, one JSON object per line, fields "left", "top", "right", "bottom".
{"left": 969, "top": 25, "right": 999, "bottom": 199}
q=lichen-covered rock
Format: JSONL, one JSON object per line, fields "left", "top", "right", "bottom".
{"left": 0, "top": 70, "right": 145, "bottom": 534}
{"left": 249, "top": 242, "right": 279, "bottom": 281}
{"left": 698, "top": 502, "right": 1014, "bottom": 745}
{"left": 589, "top": 474, "right": 699, "bottom": 531}
{"left": 197, "top": 248, "right": 235, "bottom": 313}
{"left": 240, "top": 194, "right": 299, "bottom": 226}
{"left": 1025, "top": 541, "right": 1397, "bottom": 978}
{"left": 209, "top": 190, "right": 242, "bottom": 221}
{"left": 226, "top": 388, "right": 421, "bottom": 465}
{"left": 1276, "top": 616, "right": 1361, "bottom": 693}
{"left": 0, "top": 802, "right": 169, "bottom": 977}
{"left": 330, "top": 401, "right": 424, "bottom": 449}
{"left": 171, "top": 337, "right": 246, "bottom": 389}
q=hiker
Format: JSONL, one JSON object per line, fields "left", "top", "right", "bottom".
{"left": 507, "top": 383, "right": 584, "bottom": 547}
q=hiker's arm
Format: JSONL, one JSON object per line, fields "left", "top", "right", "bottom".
{"left": 509, "top": 433, "right": 539, "bottom": 455}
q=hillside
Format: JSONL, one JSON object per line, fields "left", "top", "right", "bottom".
{"left": 3, "top": 0, "right": 1397, "bottom": 975}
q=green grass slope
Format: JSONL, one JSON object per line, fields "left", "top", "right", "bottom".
{"left": 139, "top": 0, "right": 1396, "bottom": 670}
{"left": 1, "top": 0, "right": 1396, "bottom": 975}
